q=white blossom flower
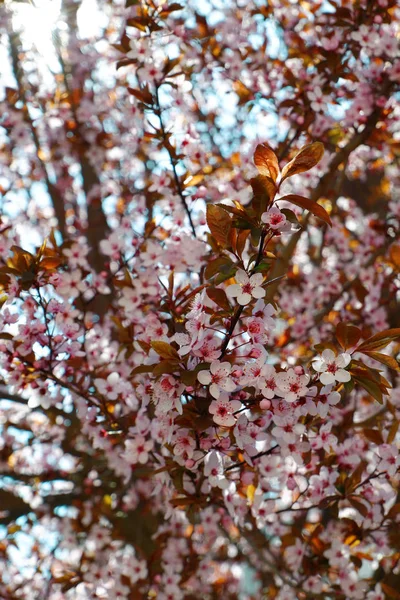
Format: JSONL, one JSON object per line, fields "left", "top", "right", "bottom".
{"left": 276, "top": 369, "right": 310, "bottom": 402}
{"left": 204, "top": 451, "right": 229, "bottom": 489}
{"left": 209, "top": 393, "right": 241, "bottom": 427}
{"left": 197, "top": 361, "right": 236, "bottom": 399}
{"left": 123, "top": 436, "right": 153, "bottom": 464}
{"left": 94, "top": 372, "right": 122, "bottom": 401}
{"left": 226, "top": 269, "right": 265, "bottom": 305}
{"left": 261, "top": 205, "right": 292, "bottom": 232}
{"left": 259, "top": 364, "right": 279, "bottom": 399}
{"left": 312, "top": 349, "right": 351, "bottom": 385}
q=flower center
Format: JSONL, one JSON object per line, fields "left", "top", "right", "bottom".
{"left": 241, "top": 282, "right": 253, "bottom": 294}
{"left": 266, "top": 378, "right": 276, "bottom": 390}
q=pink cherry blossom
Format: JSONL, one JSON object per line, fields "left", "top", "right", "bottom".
{"left": 312, "top": 349, "right": 351, "bottom": 385}
{"left": 226, "top": 269, "right": 265, "bottom": 305}
{"left": 276, "top": 369, "right": 310, "bottom": 402}
{"left": 261, "top": 206, "right": 292, "bottom": 232}
{"left": 197, "top": 361, "right": 236, "bottom": 399}
{"left": 209, "top": 394, "right": 241, "bottom": 427}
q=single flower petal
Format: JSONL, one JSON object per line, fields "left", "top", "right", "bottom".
{"left": 336, "top": 353, "right": 352, "bottom": 368}
{"left": 312, "top": 358, "right": 325, "bottom": 372}
{"left": 221, "top": 379, "right": 236, "bottom": 392}
{"left": 209, "top": 383, "right": 221, "bottom": 399}
{"left": 322, "top": 349, "right": 335, "bottom": 361}
{"left": 238, "top": 292, "right": 252, "bottom": 305}
{"left": 226, "top": 283, "right": 242, "bottom": 297}
{"left": 320, "top": 372, "right": 335, "bottom": 385}
{"left": 252, "top": 287, "right": 266, "bottom": 299}
{"left": 328, "top": 391, "right": 341, "bottom": 404}
{"left": 198, "top": 371, "right": 211, "bottom": 385}
{"left": 230, "top": 400, "right": 242, "bottom": 411}
{"left": 250, "top": 273, "right": 264, "bottom": 286}
{"left": 335, "top": 369, "right": 351, "bottom": 382}
{"left": 235, "top": 269, "right": 248, "bottom": 284}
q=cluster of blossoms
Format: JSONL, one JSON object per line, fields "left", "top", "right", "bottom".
{"left": 0, "top": 0, "right": 399, "bottom": 599}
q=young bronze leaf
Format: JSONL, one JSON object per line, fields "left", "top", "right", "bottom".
{"left": 361, "top": 351, "right": 400, "bottom": 372}
{"left": 336, "top": 323, "right": 362, "bottom": 350}
{"left": 206, "top": 204, "right": 232, "bottom": 248}
{"left": 351, "top": 374, "right": 384, "bottom": 404}
{"left": 253, "top": 143, "right": 280, "bottom": 182}
{"left": 387, "top": 420, "right": 399, "bottom": 444}
{"left": 204, "top": 256, "right": 233, "bottom": 280}
{"left": 150, "top": 341, "right": 180, "bottom": 360}
{"left": 356, "top": 328, "right": 400, "bottom": 352}
{"left": 279, "top": 194, "right": 332, "bottom": 226}
{"left": 250, "top": 174, "right": 276, "bottom": 201}
{"left": 281, "top": 142, "right": 324, "bottom": 180}
{"left": 206, "top": 287, "right": 232, "bottom": 312}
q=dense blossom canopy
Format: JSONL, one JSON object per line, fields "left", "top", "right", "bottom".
{"left": 0, "top": 0, "right": 400, "bottom": 598}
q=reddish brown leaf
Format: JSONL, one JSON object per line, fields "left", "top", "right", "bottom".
{"left": 253, "top": 143, "right": 280, "bottom": 182}
{"left": 336, "top": 323, "right": 362, "bottom": 350}
{"left": 206, "top": 204, "right": 232, "bottom": 248}
{"left": 279, "top": 194, "right": 332, "bottom": 226}
{"left": 206, "top": 287, "right": 232, "bottom": 312}
{"left": 357, "top": 329, "right": 400, "bottom": 352}
{"left": 387, "top": 420, "right": 399, "bottom": 444}
{"left": 204, "top": 256, "right": 233, "bottom": 280}
{"left": 361, "top": 351, "right": 400, "bottom": 372}
{"left": 281, "top": 142, "right": 324, "bottom": 180}
{"left": 362, "top": 428, "right": 384, "bottom": 445}
{"left": 345, "top": 460, "right": 368, "bottom": 494}
{"left": 150, "top": 341, "right": 180, "bottom": 360}
{"left": 381, "top": 583, "right": 400, "bottom": 600}
{"left": 348, "top": 496, "right": 369, "bottom": 518}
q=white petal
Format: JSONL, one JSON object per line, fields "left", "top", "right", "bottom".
{"left": 335, "top": 369, "right": 351, "bottom": 382}
{"left": 235, "top": 269, "right": 248, "bottom": 284}
{"left": 238, "top": 292, "right": 252, "bottom": 305}
{"left": 230, "top": 400, "right": 242, "bottom": 411}
{"left": 322, "top": 349, "right": 335, "bottom": 361}
{"left": 226, "top": 284, "right": 241, "bottom": 298}
{"left": 320, "top": 372, "right": 335, "bottom": 385}
{"left": 250, "top": 273, "right": 264, "bottom": 286}
{"left": 209, "top": 383, "right": 220, "bottom": 399}
{"left": 198, "top": 371, "right": 211, "bottom": 385}
{"left": 312, "top": 358, "right": 325, "bottom": 372}
{"left": 222, "top": 379, "right": 236, "bottom": 392}
{"left": 252, "top": 286, "right": 266, "bottom": 299}
{"left": 328, "top": 391, "right": 341, "bottom": 405}
{"left": 218, "top": 414, "right": 236, "bottom": 427}
{"left": 218, "top": 362, "right": 232, "bottom": 374}
{"left": 210, "top": 361, "right": 221, "bottom": 374}
{"left": 336, "top": 352, "right": 351, "bottom": 368}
